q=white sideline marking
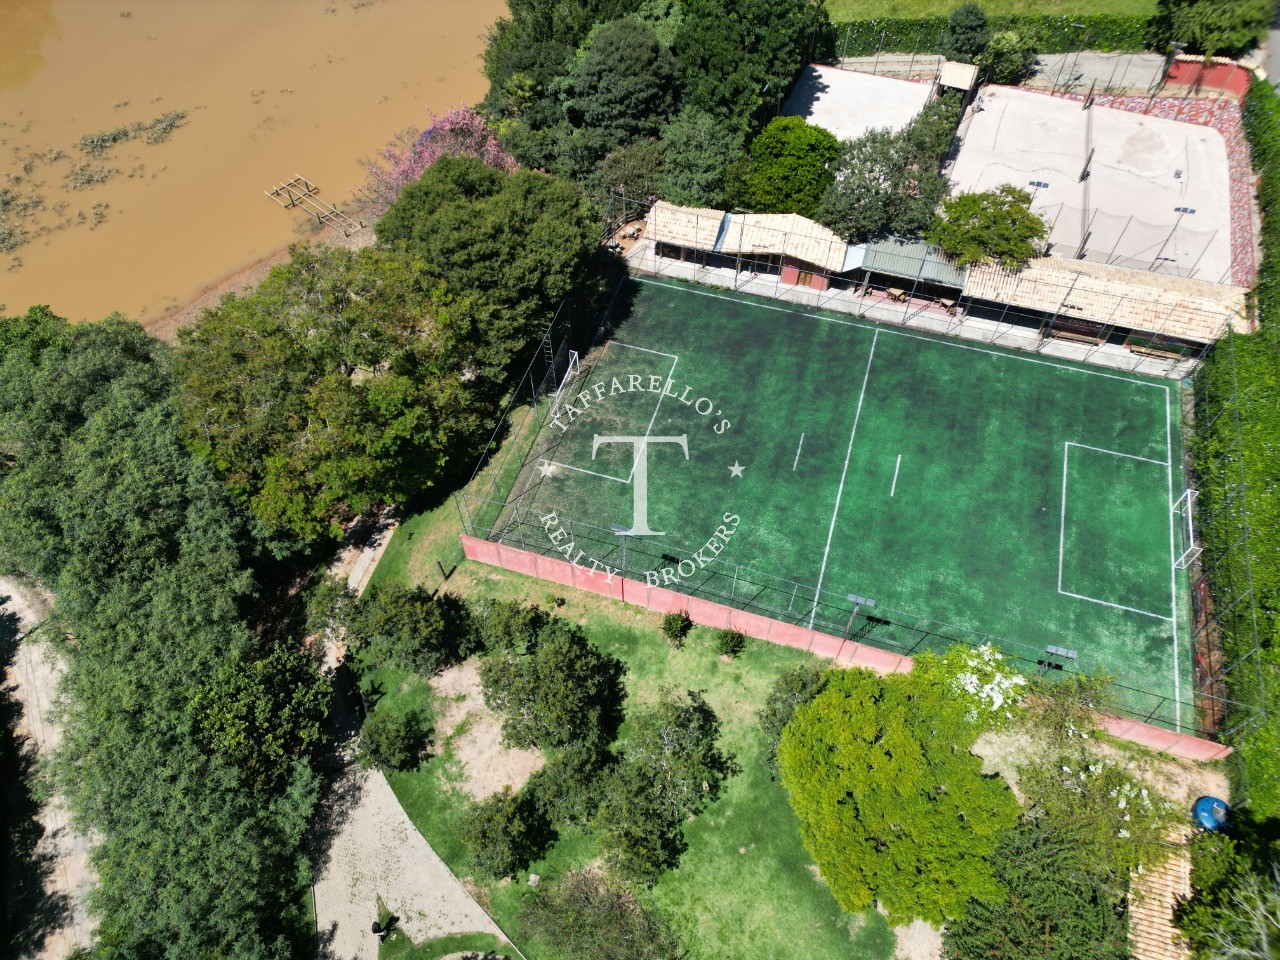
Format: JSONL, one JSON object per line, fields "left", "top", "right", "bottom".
{"left": 635, "top": 277, "right": 1185, "bottom": 723}
{"left": 890, "top": 454, "right": 902, "bottom": 497}
{"left": 548, "top": 462, "right": 630, "bottom": 484}
{"left": 609, "top": 340, "right": 679, "bottom": 360}
{"left": 810, "top": 330, "right": 878, "bottom": 628}
{"left": 1057, "top": 442, "right": 1175, "bottom": 623}
{"left": 636, "top": 277, "right": 1168, "bottom": 391}
{"left": 1165, "top": 389, "right": 1182, "bottom": 730}
{"left": 792, "top": 433, "right": 805, "bottom": 471}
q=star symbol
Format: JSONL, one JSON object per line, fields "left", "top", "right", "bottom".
{"left": 728, "top": 461, "right": 745, "bottom": 478}
{"left": 536, "top": 460, "right": 557, "bottom": 477}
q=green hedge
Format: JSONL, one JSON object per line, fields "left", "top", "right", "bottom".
{"left": 1245, "top": 77, "right": 1280, "bottom": 329}
{"left": 834, "top": 14, "right": 1154, "bottom": 57}
{"left": 1193, "top": 76, "right": 1280, "bottom": 812}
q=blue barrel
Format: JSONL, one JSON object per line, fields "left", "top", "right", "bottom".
{"left": 1193, "top": 795, "right": 1230, "bottom": 831}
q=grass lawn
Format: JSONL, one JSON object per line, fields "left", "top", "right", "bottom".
{"left": 825, "top": 0, "right": 1156, "bottom": 19}
{"left": 366, "top": 505, "right": 896, "bottom": 958}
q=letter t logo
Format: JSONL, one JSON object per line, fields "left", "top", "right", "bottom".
{"left": 592, "top": 435, "right": 688, "bottom": 536}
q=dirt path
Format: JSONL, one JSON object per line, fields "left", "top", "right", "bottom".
{"left": 311, "top": 523, "right": 505, "bottom": 960}
{"left": 1, "top": 577, "right": 95, "bottom": 960}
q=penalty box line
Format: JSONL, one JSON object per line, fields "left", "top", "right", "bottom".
{"left": 1057, "top": 441, "right": 1174, "bottom": 622}
{"left": 546, "top": 342, "right": 681, "bottom": 485}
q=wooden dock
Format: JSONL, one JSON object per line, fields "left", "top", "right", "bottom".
{"left": 265, "top": 175, "right": 364, "bottom": 236}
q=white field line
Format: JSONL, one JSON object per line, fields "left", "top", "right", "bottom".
{"left": 1165, "top": 387, "right": 1182, "bottom": 730}
{"left": 1057, "top": 441, "right": 1176, "bottom": 622}
{"left": 626, "top": 352, "right": 681, "bottom": 483}
{"left": 890, "top": 454, "right": 902, "bottom": 497}
{"left": 635, "top": 277, "right": 1167, "bottom": 391}
{"left": 792, "top": 433, "right": 805, "bottom": 471}
{"left": 810, "top": 330, "right": 879, "bottom": 628}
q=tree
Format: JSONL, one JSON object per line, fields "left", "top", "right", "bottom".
{"left": 521, "top": 867, "right": 684, "bottom": 960}
{"left": 358, "top": 106, "right": 516, "bottom": 219}
{"left": 978, "top": 30, "right": 1036, "bottom": 84}
{"left": 348, "top": 584, "right": 476, "bottom": 677}
{"left": 479, "top": 617, "right": 625, "bottom": 751}
{"left": 376, "top": 155, "right": 596, "bottom": 330}
{"left": 460, "top": 786, "right": 553, "bottom": 879}
{"left": 1019, "top": 748, "right": 1180, "bottom": 882}
{"left": 927, "top": 185, "right": 1048, "bottom": 269}
{"left": 942, "top": 3, "right": 991, "bottom": 63}
{"left": 942, "top": 822, "right": 1129, "bottom": 960}
{"left": 732, "top": 116, "right": 839, "bottom": 217}
{"left": 1203, "top": 865, "right": 1280, "bottom": 960}
{"left": 176, "top": 244, "right": 501, "bottom": 540}
{"left": 357, "top": 708, "right": 428, "bottom": 771}
{"left": 1156, "top": 0, "right": 1273, "bottom": 56}
{"left": 658, "top": 106, "right": 744, "bottom": 207}
{"left": 564, "top": 18, "right": 678, "bottom": 172}
{"left": 816, "top": 97, "right": 958, "bottom": 242}
{"left": 597, "top": 690, "right": 729, "bottom": 883}
{"left": 778, "top": 668, "right": 1019, "bottom": 925}
{"left": 600, "top": 138, "right": 666, "bottom": 200}
{"left": 758, "top": 660, "right": 829, "bottom": 771}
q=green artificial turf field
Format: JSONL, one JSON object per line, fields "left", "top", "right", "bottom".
{"left": 473, "top": 277, "right": 1192, "bottom": 727}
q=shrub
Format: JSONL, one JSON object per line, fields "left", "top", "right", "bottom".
{"left": 472, "top": 598, "right": 552, "bottom": 653}
{"left": 913, "top": 643, "right": 1027, "bottom": 733}
{"left": 597, "top": 690, "right": 729, "bottom": 884}
{"left": 977, "top": 30, "right": 1036, "bottom": 84}
{"left": 715, "top": 628, "right": 745, "bottom": 658}
{"left": 1020, "top": 747, "right": 1180, "bottom": 880}
{"left": 460, "top": 786, "right": 552, "bottom": 879}
{"left": 347, "top": 583, "right": 476, "bottom": 677}
{"left": 759, "top": 660, "right": 830, "bottom": 772}
{"left": 941, "top": 2, "right": 990, "bottom": 62}
{"left": 661, "top": 610, "right": 692, "bottom": 647}
{"left": 479, "top": 615, "right": 626, "bottom": 751}
{"left": 357, "top": 708, "right": 428, "bottom": 771}
{"left": 521, "top": 868, "right": 684, "bottom": 960}
{"left": 778, "top": 668, "right": 1019, "bottom": 924}
{"left": 833, "top": 14, "right": 1153, "bottom": 59}
{"left": 927, "top": 185, "right": 1047, "bottom": 269}
{"left": 943, "top": 822, "right": 1129, "bottom": 960}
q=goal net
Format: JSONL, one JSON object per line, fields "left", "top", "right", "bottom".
{"left": 1173, "top": 489, "right": 1202, "bottom": 570}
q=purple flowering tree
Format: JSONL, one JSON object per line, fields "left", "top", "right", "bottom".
{"left": 358, "top": 105, "right": 516, "bottom": 218}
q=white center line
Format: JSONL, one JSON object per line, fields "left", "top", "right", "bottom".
{"left": 890, "top": 454, "right": 902, "bottom": 497}
{"left": 810, "top": 330, "right": 878, "bottom": 628}
{"left": 792, "top": 433, "right": 805, "bottom": 471}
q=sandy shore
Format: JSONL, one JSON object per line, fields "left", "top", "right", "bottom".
{"left": 143, "top": 220, "right": 377, "bottom": 342}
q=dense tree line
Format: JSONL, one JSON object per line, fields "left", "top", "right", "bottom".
{"left": 0, "top": 308, "right": 325, "bottom": 959}
{"left": 479, "top": 0, "right": 833, "bottom": 201}
{"left": 178, "top": 157, "right": 595, "bottom": 542}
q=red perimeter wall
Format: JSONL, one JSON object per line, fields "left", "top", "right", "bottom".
{"left": 460, "top": 535, "right": 1232, "bottom": 762}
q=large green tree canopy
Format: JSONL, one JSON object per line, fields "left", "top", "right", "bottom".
{"left": 778, "top": 668, "right": 1019, "bottom": 925}
{"left": 0, "top": 307, "right": 323, "bottom": 958}
{"left": 731, "top": 115, "right": 838, "bottom": 217}
{"left": 175, "top": 243, "right": 500, "bottom": 540}
{"left": 375, "top": 155, "right": 595, "bottom": 330}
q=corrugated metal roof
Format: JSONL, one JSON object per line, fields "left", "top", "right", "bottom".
{"left": 963, "top": 256, "right": 1248, "bottom": 343}
{"left": 939, "top": 60, "right": 979, "bottom": 91}
{"left": 646, "top": 201, "right": 856, "bottom": 275}
{"left": 863, "top": 237, "right": 968, "bottom": 287}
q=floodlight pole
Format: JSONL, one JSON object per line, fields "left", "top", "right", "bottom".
{"left": 1152, "top": 208, "right": 1192, "bottom": 271}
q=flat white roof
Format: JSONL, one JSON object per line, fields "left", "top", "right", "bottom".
{"left": 782, "top": 64, "right": 933, "bottom": 143}
{"left": 949, "top": 86, "right": 1233, "bottom": 284}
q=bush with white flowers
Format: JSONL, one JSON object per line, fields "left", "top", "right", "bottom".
{"left": 919, "top": 643, "right": 1028, "bottom": 732}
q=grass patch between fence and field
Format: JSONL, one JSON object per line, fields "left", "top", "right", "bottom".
{"left": 365, "top": 542, "right": 896, "bottom": 960}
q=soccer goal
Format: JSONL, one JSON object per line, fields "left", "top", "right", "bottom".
{"left": 1173, "top": 489, "right": 1202, "bottom": 570}
{"left": 552, "top": 349, "right": 581, "bottom": 405}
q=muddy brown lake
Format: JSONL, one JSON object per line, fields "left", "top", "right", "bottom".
{"left": 1, "top": 0, "right": 504, "bottom": 324}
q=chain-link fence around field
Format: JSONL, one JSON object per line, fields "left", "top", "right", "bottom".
{"left": 455, "top": 289, "right": 1258, "bottom": 740}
